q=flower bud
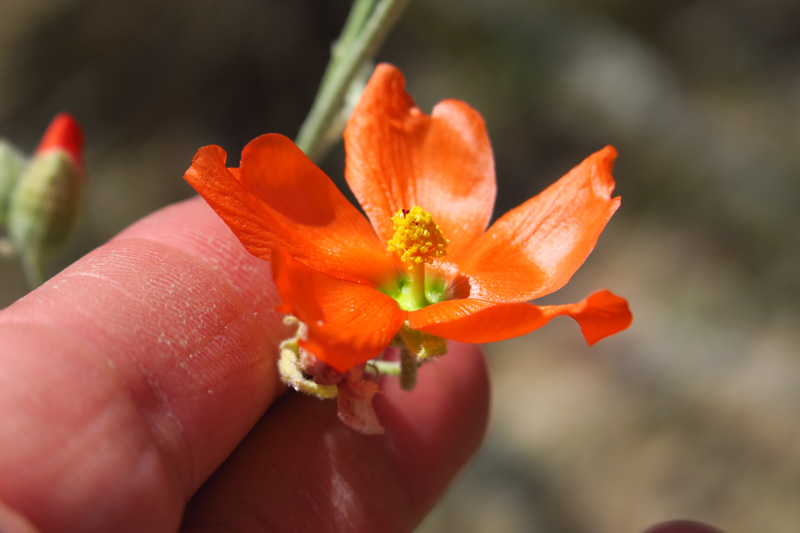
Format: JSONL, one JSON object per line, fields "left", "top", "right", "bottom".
{"left": 7, "top": 113, "right": 85, "bottom": 284}
{"left": 0, "top": 139, "right": 27, "bottom": 228}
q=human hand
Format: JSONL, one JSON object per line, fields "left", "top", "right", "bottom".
{"left": 0, "top": 197, "right": 489, "bottom": 532}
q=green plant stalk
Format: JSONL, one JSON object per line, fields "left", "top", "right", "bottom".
{"left": 295, "top": 0, "right": 411, "bottom": 162}
{"left": 372, "top": 359, "right": 401, "bottom": 376}
{"left": 399, "top": 346, "right": 418, "bottom": 390}
{"left": 334, "top": 0, "right": 376, "bottom": 57}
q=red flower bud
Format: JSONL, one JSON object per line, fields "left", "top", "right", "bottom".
{"left": 7, "top": 113, "right": 87, "bottom": 285}
{"left": 35, "top": 112, "right": 85, "bottom": 174}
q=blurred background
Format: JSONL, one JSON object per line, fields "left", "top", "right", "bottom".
{"left": 1, "top": 0, "right": 798, "bottom": 531}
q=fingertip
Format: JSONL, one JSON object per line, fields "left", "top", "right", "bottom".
{"left": 641, "top": 520, "right": 726, "bottom": 533}
{"left": 0, "top": 197, "right": 288, "bottom": 531}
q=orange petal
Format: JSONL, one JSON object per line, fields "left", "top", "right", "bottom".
{"left": 272, "top": 248, "right": 407, "bottom": 372}
{"left": 452, "top": 146, "right": 621, "bottom": 302}
{"left": 344, "top": 63, "right": 496, "bottom": 257}
{"left": 539, "top": 289, "right": 633, "bottom": 345}
{"left": 408, "top": 299, "right": 551, "bottom": 343}
{"left": 185, "top": 134, "right": 394, "bottom": 285}
{"left": 408, "top": 289, "right": 631, "bottom": 345}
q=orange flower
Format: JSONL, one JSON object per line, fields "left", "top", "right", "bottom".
{"left": 185, "top": 64, "right": 632, "bottom": 374}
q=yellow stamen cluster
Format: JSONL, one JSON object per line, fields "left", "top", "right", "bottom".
{"left": 387, "top": 206, "right": 448, "bottom": 268}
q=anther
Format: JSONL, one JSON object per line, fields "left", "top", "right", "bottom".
{"left": 386, "top": 206, "right": 448, "bottom": 267}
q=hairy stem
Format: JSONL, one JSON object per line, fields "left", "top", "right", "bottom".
{"left": 295, "top": 0, "right": 411, "bottom": 162}
{"left": 399, "top": 346, "right": 418, "bottom": 391}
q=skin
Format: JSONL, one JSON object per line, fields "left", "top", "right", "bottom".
{"left": 0, "top": 197, "right": 490, "bottom": 533}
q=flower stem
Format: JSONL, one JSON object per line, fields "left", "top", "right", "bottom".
{"left": 399, "top": 346, "right": 418, "bottom": 390}
{"left": 295, "top": 0, "right": 411, "bottom": 162}
{"left": 372, "top": 359, "right": 401, "bottom": 376}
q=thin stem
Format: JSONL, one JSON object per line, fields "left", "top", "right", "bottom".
{"left": 335, "top": 0, "right": 376, "bottom": 55}
{"left": 411, "top": 262, "right": 427, "bottom": 309}
{"left": 311, "top": 0, "right": 374, "bottom": 100}
{"left": 372, "top": 360, "right": 401, "bottom": 376}
{"left": 399, "top": 346, "right": 418, "bottom": 391}
{"left": 295, "top": 0, "right": 411, "bottom": 162}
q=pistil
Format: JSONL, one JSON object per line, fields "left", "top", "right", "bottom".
{"left": 411, "top": 262, "right": 427, "bottom": 309}
{"left": 386, "top": 205, "right": 448, "bottom": 309}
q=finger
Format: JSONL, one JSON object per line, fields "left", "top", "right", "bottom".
{"left": 182, "top": 342, "right": 490, "bottom": 533}
{"left": 0, "top": 197, "right": 289, "bottom": 532}
{"left": 641, "top": 520, "right": 725, "bottom": 533}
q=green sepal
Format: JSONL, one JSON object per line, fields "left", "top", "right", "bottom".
{"left": 399, "top": 324, "right": 447, "bottom": 359}
{"left": 278, "top": 316, "right": 338, "bottom": 400}
{"left": 7, "top": 150, "right": 84, "bottom": 263}
{"left": 0, "top": 139, "right": 27, "bottom": 229}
